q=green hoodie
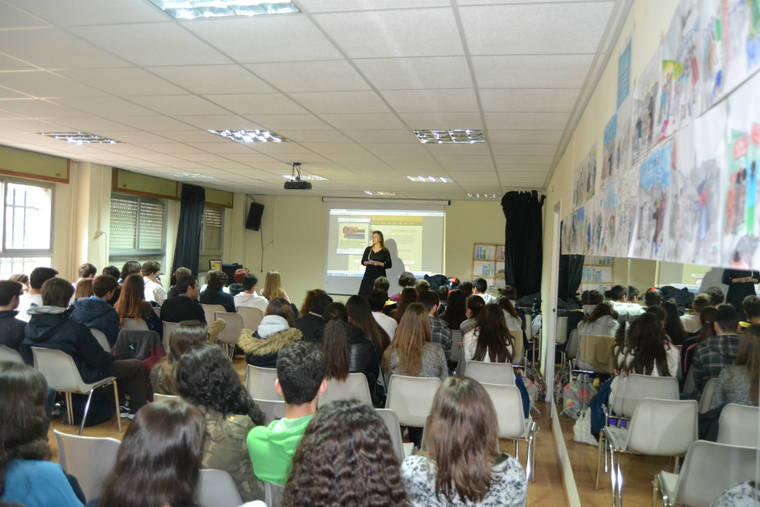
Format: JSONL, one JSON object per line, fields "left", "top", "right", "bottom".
{"left": 246, "top": 413, "right": 314, "bottom": 485}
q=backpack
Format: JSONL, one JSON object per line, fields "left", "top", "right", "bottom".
{"left": 561, "top": 374, "right": 597, "bottom": 419}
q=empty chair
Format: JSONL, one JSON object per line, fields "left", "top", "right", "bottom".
{"left": 654, "top": 440, "right": 757, "bottom": 507}
{"left": 161, "top": 321, "right": 181, "bottom": 354}
{"left": 54, "top": 430, "right": 120, "bottom": 501}
{"left": 385, "top": 375, "right": 441, "bottom": 428}
{"left": 254, "top": 398, "right": 285, "bottom": 424}
{"left": 32, "top": 347, "right": 121, "bottom": 435}
{"left": 481, "top": 382, "right": 537, "bottom": 482}
{"left": 246, "top": 364, "right": 280, "bottom": 400}
{"left": 122, "top": 318, "right": 149, "bottom": 331}
{"left": 237, "top": 306, "right": 264, "bottom": 332}
{"left": 608, "top": 374, "right": 679, "bottom": 418}
{"left": 717, "top": 403, "right": 760, "bottom": 447}
{"left": 698, "top": 377, "right": 720, "bottom": 414}
{"left": 375, "top": 408, "right": 406, "bottom": 462}
{"left": 464, "top": 361, "right": 515, "bottom": 386}
{"left": 153, "top": 393, "right": 180, "bottom": 402}
{"left": 201, "top": 304, "right": 225, "bottom": 326}
{"left": 214, "top": 312, "right": 244, "bottom": 358}
{"left": 0, "top": 344, "right": 23, "bottom": 363}
{"left": 319, "top": 373, "right": 373, "bottom": 407}
{"left": 90, "top": 328, "right": 111, "bottom": 352}
{"left": 198, "top": 468, "right": 243, "bottom": 507}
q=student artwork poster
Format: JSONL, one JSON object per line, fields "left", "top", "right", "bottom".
{"left": 598, "top": 184, "right": 618, "bottom": 256}
{"left": 602, "top": 113, "right": 617, "bottom": 185}
{"left": 613, "top": 96, "right": 633, "bottom": 177}
{"left": 617, "top": 159, "right": 642, "bottom": 258}
{"left": 573, "top": 144, "right": 597, "bottom": 208}
{"left": 632, "top": 47, "right": 663, "bottom": 164}
{"left": 634, "top": 141, "right": 672, "bottom": 260}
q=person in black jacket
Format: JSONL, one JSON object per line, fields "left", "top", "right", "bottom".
{"left": 199, "top": 270, "right": 235, "bottom": 313}
{"left": 161, "top": 275, "right": 206, "bottom": 323}
{"left": 358, "top": 231, "right": 392, "bottom": 296}
{"left": 723, "top": 269, "right": 760, "bottom": 313}
{"left": 71, "top": 275, "right": 121, "bottom": 346}
{"left": 295, "top": 289, "right": 333, "bottom": 343}
{"left": 21, "top": 277, "right": 147, "bottom": 412}
{"left": 0, "top": 280, "right": 26, "bottom": 352}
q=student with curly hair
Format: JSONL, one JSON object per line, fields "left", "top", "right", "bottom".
{"left": 282, "top": 400, "right": 408, "bottom": 506}
{"left": 176, "top": 344, "right": 266, "bottom": 501}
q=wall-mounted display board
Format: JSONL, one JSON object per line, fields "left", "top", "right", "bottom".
{"left": 472, "top": 243, "right": 506, "bottom": 288}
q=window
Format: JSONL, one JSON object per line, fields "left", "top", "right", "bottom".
{"left": 199, "top": 205, "right": 224, "bottom": 273}
{"left": 0, "top": 180, "right": 53, "bottom": 278}
{"left": 109, "top": 194, "right": 166, "bottom": 263}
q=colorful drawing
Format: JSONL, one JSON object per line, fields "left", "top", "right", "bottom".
{"left": 599, "top": 182, "right": 619, "bottom": 255}
{"left": 618, "top": 39, "right": 632, "bottom": 108}
{"left": 613, "top": 96, "right": 633, "bottom": 177}
{"left": 635, "top": 142, "right": 673, "bottom": 259}
{"left": 701, "top": 0, "right": 727, "bottom": 108}
{"left": 573, "top": 144, "right": 598, "bottom": 207}
{"left": 602, "top": 113, "right": 617, "bottom": 185}
{"left": 632, "top": 49, "right": 662, "bottom": 164}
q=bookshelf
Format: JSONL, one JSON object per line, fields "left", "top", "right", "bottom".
{"left": 472, "top": 242, "right": 506, "bottom": 288}
{"left": 581, "top": 256, "right": 614, "bottom": 293}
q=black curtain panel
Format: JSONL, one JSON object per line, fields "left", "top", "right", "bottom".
{"left": 501, "top": 190, "right": 545, "bottom": 296}
{"left": 172, "top": 184, "right": 206, "bottom": 277}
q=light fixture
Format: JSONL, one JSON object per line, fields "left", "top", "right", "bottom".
{"left": 281, "top": 174, "right": 326, "bottom": 181}
{"left": 407, "top": 176, "right": 453, "bottom": 183}
{"left": 413, "top": 129, "right": 486, "bottom": 144}
{"left": 208, "top": 129, "right": 285, "bottom": 144}
{"left": 172, "top": 172, "right": 214, "bottom": 180}
{"left": 39, "top": 132, "right": 120, "bottom": 145}
{"left": 147, "top": 0, "right": 300, "bottom": 19}
{"left": 363, "top": 190, "right": 397, "bottom": 197}
{"left": 467, "top": 192, "right": 498, "bottom": 199}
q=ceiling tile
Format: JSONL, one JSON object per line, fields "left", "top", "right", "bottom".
{"left": 276, "top": 129, "right": 354, "bottom": 144}
{"left": 0, "top": 98, "right": 77, "bottom": 117}
{"left": 60, "top": 67, "right": 186, "bottom": 96}
{"left": 246, "top": 60, "right": 369, "bottom": 92}
{"left": 354, "top": 57, "right": 472, "bottom": 90}
{"left": 382, "top": 89, "right": 478, "bottom": 113}
{"left": 173, "top": 114, "right": 261, "bottom": 130}
{"left": 134, "top": 143, "right": 207, "bottom": 156}
{"left": 400, "top": 112, "right": 483, "bottom": 129}
{"left": 130, "top": 95, "right": 229, "bottom": 116}
{"left": 72, "top": 23, "right": 230, "bottom": 66}
{"left": 473, "top": 55, "right": 593, "bottom": 88}
{"left": 56, "top": 96, "right": 157, "bottom": 117}
{"left": 0, "top": 71, "right": 106, "bottom": 97}
{"left": 0, "top": 2, "right": 49, "bottom": 29}
{"left": 487, "top": 129, "right": 563, "bottom": 144}
{"left": 479, "top": 89, "right": 579, "bottom": 113}
{"left": 203, "top": 93, "right": 307, "bottom": 115}
{"left": 0, "top": 86, "right": 30, "bottom": 99}
{"left": 298, "top": 0, "right": 450, "bottom": 12}
{"left": 148, "top": 65, "right": 274, "bottom": 94}
{"left": 461, "top": 3, "right": 614, "bottom": 55}
{"left": 0, "top": 28, "right": 127, "bottom": 68}
{"left": 491, "top": 143, "right": 556, "bottom": 156}
{"left": 486, "top": 112, "right": 568, "bottom": 130}
{"left": 288, "top": 91, "right": 389, "bottom": 114}
{"left": 314, "top": 8, "right": 463, "bottom": 58}
{"left": 241, "top": 114, "right": 332, "bottom": 130}
{"left": 320, "top": 113, "right": 406, "bottom": 131}
{"left": 12, "top": 0, "right": 168, "bottom": 25}
{"left": 0, "top": 53, "right": 38, "bottom": 72}
{"left": 155, "top": 130, "right": 228, "bottom": 143}
{"left": 350, "top": 130, "right": 418, "bottom": 144}
{"left": 117, "top": 115, "right": 196, "bottom": 131}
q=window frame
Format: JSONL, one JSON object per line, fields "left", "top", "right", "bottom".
{"left": 109, "top": 193, "right": 167, "bottom": 259}
{"left": 0, "top": 176, "right": 55, "bottom": 259}
{"left": 199, "top": 205, "right": 225, "bottom": 273}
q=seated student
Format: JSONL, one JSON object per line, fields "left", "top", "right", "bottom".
{"left": 247, "top": 341, "right": 326, "bottom": 486}
{"left": 114, "top": 274, "right": 162, "bottom": 334}
{"left": 234, "top": 273, "right": 269, "bottom": 313}
{"left": 0, "top": 362, "right": 84, "bottom": 507}
{"left": 22, "top": 278, "right": 148, "bottom": 414}
{"left": 294, "top": 289, "right": 333, "bottom": 343}
{"left": 199, "top": 270, "right": 235, "bottom": 313}
{"left": 239, "top": 298, "right": 302, "bottom": 368}
{"left": 17, "top": 267, "right": 58, "bottom": 323}
{"left": 73, "top": 263, "right": 96, "bottom": 290}
{"left": 9, "top": 273, "right": 29, "bottom": 293}
{"left": 392, "top": 287, "right": 417, "bottom": 323}
{"left": 473, "top": 277, "right": 495, "bottom": 304}
{"left": 681, "top": 293, "right": 711, "bottom": 335}
{"left": 283, "top": 400, "right": 408, "bottom": 506}
{"left": 0, "top": 280, "right": 26, "bottom": 353}
{"left": 141, "top": 261, "right": 166, "bottom": 306}
{"left": 415, "top": 278, "right": 430, "bottom": 296}
{"left": 401, "top": 377, "right": 527, "bottom": 507}
{"left": 743, "top": 295, "right": 760, "bottom": 325}
{"left": 369, "top": 289, "right": 397, "bottom": 341}
{"left": 150, "top": 321, "right": 207, "bottom": 395}
{"left": 609, "top": 284, "right": 644, "bottom": 324}
{"left": 73, "top": 279, "right": 94, "bottom": 300}
{"left": 706, "top": 286, "right": 725, "bottom": 306}
{"left": 578, "top": 301, "right": 619, "bottom": 337}
{"left": 463, "top": 303, "right": 515, "bottom": 365}
{"left": 583, "top": 289, "right": 604, "bottom": 315}
{"left": 460, "top": 281, "right": 474, "bottom": 298}
{"left": 100, "top": 266, "right": 122, "bottom": 305}
{"left": 436, "top": 285, "right": 449, "bottom": 316}
{"left": 160, "top": 275, "right": 205, "bottom": 324}
{"left": 346, "top": 295, "right": 390, "bottom": 358}
{"left": 442, "top": 289, "right": 467, "bottom": 332}
{"left": 177, "top": 344, "right": 266, "bottom": 502}
{"left": 71, "top": 275, "right": 120, "bottom": 346}
{"left": 390, "top": 272, "right": 416, "bottom": 302}
{"left": 682, "top": 306, "right": 718, "bottom": 383}
{"left": 93, "top": 399, "right": 204, "bottom": 507}
{"left": 460, "top": 294, "right": 485, "bottom": 336}
{"left": 709, "top": 323, "right": 760, "bottom": 411}
{"left": 167, "top": 267, "right": 192, "bottom": 299}
{"left": 692, "top": 304, "right": 741, "bottom": 397}
{"left": 373, "top": 275, "right": 390, "bottom": 294}
{"left": 663, "top": 299, "right": 687, "bottom": 346}
{"left": 627, "top": 285, "right": 640, "bottom": 304}
{"left": 261, "top": 271, "right": 290, "bottom": 303}
{"left": 644, "top": 288, "right": 663, "bottom": 308}
{"left": 228, "top": 267, "right": 248, "bottom": 297}
{"left": 419, "top": 291, "right": 451, "bottom": 360}
{"left": 119, "top": 260, "right": 141, "bottom": 283}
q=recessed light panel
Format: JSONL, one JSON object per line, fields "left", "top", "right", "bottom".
{"left": 148, "top": 1, "right": 300, "bottom": 19}
{"left": 407, "top": 176, "right": 453, "bottom": 183}
{"left": 39, "top": 132, "right": 121, "bottom": 145}
{"left": 172, "top": 172, "right": 214, "bottom": 180}
{"left": 413, "top": 129, "right": 486, "bottom": 144}
{"left": 364, "top": 190, "right": 397, "bottom": 196}
{"left": 467, "top": 193, "right": 499, "bottom": 199}
{"left": 209, "top": 129, "right": 285, "bottom": 144}
{"left": 282, "top": 174, "right": 326, "bottom": 181}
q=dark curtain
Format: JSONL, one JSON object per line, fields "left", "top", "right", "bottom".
{"left": 501, "top": 190, "right": 545, "bottom": 296}
{"left": 557, "top": 220, "right": 584, "bottom": 303}
{"left": 172, "top": 184, "right": 205, "bottom": 277}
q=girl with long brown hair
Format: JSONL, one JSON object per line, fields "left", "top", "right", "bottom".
{"left": 382, "top": 302, "right": 447, "bottom": 382}
{"left": 261, "top": 271, "right": 289, "bottom": 302}
{"left": 401, "top": 377, "right": 527, "bottom": 506}
{"left": 463, "top": 303, "right": 514, "bottom": 364}
{"left": 392, "top": 287, "right": 418, "bottom": 323}
{"left": 113, "top": 273, "right": 162, "bottom": 333}
{"left": 346, "top": 295, "right": 390, "bottom": 355}
{"left": 710, "top": 323, "right": 760, "bottom": 409}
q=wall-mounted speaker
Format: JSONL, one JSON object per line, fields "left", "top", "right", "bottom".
{"left": 246, "top": 202, "right": 264, "bottom": 231}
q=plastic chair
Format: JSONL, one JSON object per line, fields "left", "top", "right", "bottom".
{"left": 608, "top": 374, "right": 679, "bottom": 418}
{"left": 481, "top": 382, "right": 537, "bottom": 482}
{"left": 254, "top": 398, "right": 285, "bottom": 424}
{"left": 654, "top": 440, "right": 757, "bottom": 507}
{"left": 717, "top": 403, "right": 760, "bottom": 447}
{"left": 238, "top": 306, "right": 264, "bottom": 333}
{"left": 375, "top": 408, "right": 405, "bottom": 462}
{"left": 246, "top": 364, "right": 280, "bottom": 400}
{"left": 32, "top": 347, "right": 121, "bottom": 435}
{"left": 0, "top": 344, "right": 23, "bottom": 363}
{"left": 161, "top": 321, "right": 181, "bottom": 355}
{"left": 214, "top": 311, "right": 244, "bottom": 358}
{"left": 265, "top": 481, "right": 285, "bottom": 507}
{"left": 463, "top": 361, "right": 515, "bottom": 386}
{"left": 89, "top": 328, "right": 111, "bottom": 352}
{"left": 509, "top": 330, "right": 524, "bottom": 365}
{"left": 53, "top": 430, "right": 120, "bottom": 501}
{"left": 198, "top": 468, "right": 243, "bottom": 507}
{"left": 122, "top": 318, "right": 149, "bottom": 331}
{"left": 319, "top": 373, "right": 373, "bottom": 407}
{"left": 385, "top": 374, "right": 441, "bottom": 428}
{"left": 202, "top": 304, "right": 225, "bottom": 327}
{"left": 153, "top": 393, "right": 179, "bottom": 402}
{"left": 596, "top": 398, "right": 697, "bottom": 507}
{"left": 698, "top": 377, "right": 719, "bottom": 414}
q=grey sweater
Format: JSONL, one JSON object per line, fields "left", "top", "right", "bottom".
{"left": 385, "top": 342, "right": 448, "bottom": 382}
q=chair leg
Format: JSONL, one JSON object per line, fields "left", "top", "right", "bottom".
{"left": 514, "top": 440, "right": 519, "bottom": 461}
{"left": 652, "top": 474, "right": 660, "bottom": 507}
{"left": 673, "top": 455, "right": 679, "bottom": 474}
{"left": 595, "top": 430, "right": 605, "bottom": 490}
{"left": 527, "top": 433, "right": 536, "bottom": 483}
{"left": 112, "top": 381, "right": 122, "bottom": 432}
{"left": 609, "top": 442, "right": 617, "bottom": 507}
{"left": 79, "top": 389, "right": 96, "bottom": 435}
{"left": 616, "top": 454, "right": 624, "bottom": 507}
{"left": 65, "top": 392, "right": 74, "bottom": 425}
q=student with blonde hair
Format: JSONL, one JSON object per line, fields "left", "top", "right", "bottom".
{"left": 262, "top": 271, "right": 290, "bottom": 302}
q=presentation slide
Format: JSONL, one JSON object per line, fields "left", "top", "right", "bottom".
{"left": 324, "top": 207, "right": 445, "bottom": 295}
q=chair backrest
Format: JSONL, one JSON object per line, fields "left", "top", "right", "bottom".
{"left": 89, "top": 328, "right": 111, "bottom": 352}
{"left": 385, "top": 374, "right": 441, "bottom": 427}
{"left": 509, "top": 330, "right": 524, "bottom": 365}
{"left": 556, "top": 316, "right": 568, "bottom": 345}
{"left": 265, "top": 481, "right": 285, "bottom": 507}
{"left": 698, "top": 377, "right": 720, "bottom": 414}
{"left": 238, "top": 306, "right": 264, "bottom": 332}
{"left": 578, "top": 334, "right": 615, "bottom": 373}
{"left": 214, "top": 312, "right": 244, "bottom": 345}
{"left": 246, "top": 364, "right": 280, "bottom": 400}
{"left": 123, "top": 318, "right": 149, "bottom": 331}
{"left": 610, "top": 374, "right": 679, "bottom": 418}
{"left": 254, "top": 398, "right": 286, "bottom": 424}
{"left": 375, "top": 408, "right": 404, "bottom": 462}
{"left": 464, "top": 361, "right": 515, "bottom": 386}
{"left": 627, "top": 398, "right": 697, "bottom": 456}
{"left": 319, "top": 373, "right": 373, "bottom": 407}
{"left": 202, "top": 304, "right": 225, "bottom": 325}
{"left": 675, "top": 440, "right": 758, "bottom": 507}
{"left": 32, "top": 347, "right": 87, "bottom": 392}
{"left": 718, "top": 403, "right": 760, "bottom": 447}
{"left": 482, "top": 383, "right": 527, "bottom": 439}
{"left": 153, "top": 393, "right": 180, "bottom": 402}
{"left": 198, "top": 468, "right": 243, "bottom": 507}
{"left": 54, "top": 430, "right": 120, "bottom": 501}
{"left": 0, "top": 344, "right": 23, "bottom": 363}
{"left": 161, "top": 321, "right": 182, "bottom": 355}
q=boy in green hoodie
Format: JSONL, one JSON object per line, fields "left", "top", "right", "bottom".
{"left": 247, "top": 340, "right": 326, "bottom": 485}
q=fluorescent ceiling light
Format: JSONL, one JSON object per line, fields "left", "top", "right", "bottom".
{"left": 148, "top": 0, "right": 299, "bottom": 19}
{"left": 413, "top": 129, "right": 486, "bottom": 144}
{"left": 39, "top": 132, "right": 120, "bottom": 145}
{"left": 172, "top": 172, "right": 214, "bottom": 180}
{"left": 282, "top": 174, "right": 326, "bottom": 181}
{"left": 209, "top": 129, "right": 285, "bottom": 144}
{"left": 467, "top": 193, "right": 498, "bottom": 199}
{"left": 407, "top": 176, "right": 453, "bottom": 183}
{"left": 363, "top": 190, "right": 396, "bottom": 197}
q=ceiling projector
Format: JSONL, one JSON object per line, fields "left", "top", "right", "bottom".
{"left": 284, "top": 162, "right": 312, "bottom": 190}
